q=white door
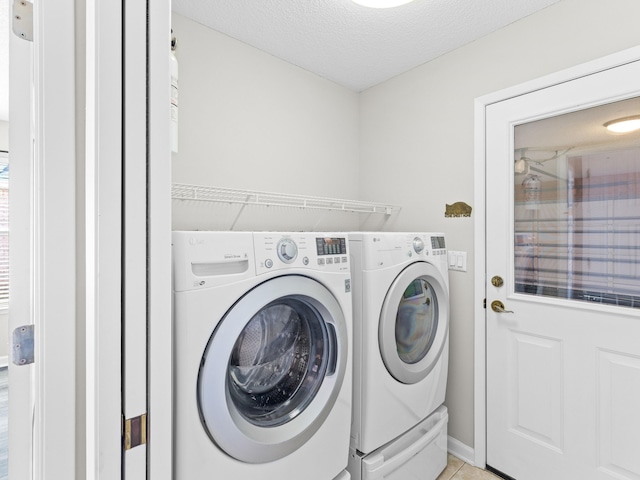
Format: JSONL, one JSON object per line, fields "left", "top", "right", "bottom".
{"left": 9, "top": 0, "right": 77, "bottom": 477}
{"left": 8, "top": 13, "right": 35, "bottom": 477}
{"left": 486, "top": 58, "right": 640, "bottom": 479}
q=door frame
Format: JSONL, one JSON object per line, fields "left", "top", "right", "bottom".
{"left": 472, "top": 44, "right": 640, "bottom": 469}
{"left": 147, "top": 1, "right": 172, "bottom": 479}
{"left": 85, "top": 0, "right": 124, "bottom": 477}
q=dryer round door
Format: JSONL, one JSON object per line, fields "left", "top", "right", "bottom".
{"left": 198, "top": 275, "right": 348, "bottom": 463}
{"left": 379, "top": 261, "right": 449, "bottom": 384}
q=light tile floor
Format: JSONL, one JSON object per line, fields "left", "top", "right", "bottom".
{"left": 437, "top": 454, "right": 502, "bottom": 480}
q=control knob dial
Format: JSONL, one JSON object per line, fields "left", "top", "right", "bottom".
{"left": 413, "top": 237, "right": 425, "bottom": 254}
{"left": 277, "top": 238, "right": 298, "bottom": 263}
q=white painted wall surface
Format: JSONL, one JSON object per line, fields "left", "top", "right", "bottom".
{"left": 359, "top": 0, "right": 640, "bottom": 449}
{"left": 171, "top": 13, "right": 362, "bottom": 232}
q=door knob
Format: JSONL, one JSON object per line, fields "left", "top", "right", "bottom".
{"left": 491, "top": 276, "right": 504, "bottom": 287}
{"left": 491, "top": 300, "right": 514, "bottom": 313}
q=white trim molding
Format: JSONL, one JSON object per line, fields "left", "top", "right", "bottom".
{"left": 148, "top": 1, "right": 173, "bottom": 479}
{"left": 85, "top": 0, "right": 123, "bottom": 477}
{"left": 448, "top": 436, "right": 475, "bottom": 466}
{"left": 32, "top": 0, "right": 78, "bottom": 477}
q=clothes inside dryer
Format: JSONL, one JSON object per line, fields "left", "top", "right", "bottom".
{"left": 379, "top": 261, "right": 448, "bottom": 385}
{"left": 396, "top": 277, "right": 439, "bottom": 365}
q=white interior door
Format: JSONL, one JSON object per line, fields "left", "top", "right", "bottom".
{"left": 8, "top": 12, "right": 35, "bottom": 478}
{"left": 9, "top": 0, "right": 77, "bottom": 477}
{"left": 486, "top": 58, "right": 640, "bottom": 479}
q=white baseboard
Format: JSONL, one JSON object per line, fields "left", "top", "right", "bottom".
{"left": 447, "top": 436, "right": 475, "bottom": 466}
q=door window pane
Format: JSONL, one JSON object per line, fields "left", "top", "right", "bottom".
{"left": 514, "top": 97, "right": 640, "bottom": 308}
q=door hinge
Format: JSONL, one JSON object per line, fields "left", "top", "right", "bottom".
{"left": 483, "top": 298, "right": 486, "bottom": 309}
{"left": 12, "top": 0, "right": 34, "bottom": 42}
{"left": 12, "top": 324, "right": 35, "bottom": 366}
{"left": 124, "top": 413, "right": 147, "bottom": 450}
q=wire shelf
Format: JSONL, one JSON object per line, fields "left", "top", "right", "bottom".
{"left": 171, "top": 183, "right": 400, "bottom": 215}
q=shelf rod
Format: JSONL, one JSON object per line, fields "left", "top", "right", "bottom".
{"left": 171, "top": 183, "right": 401, "bottom": 215}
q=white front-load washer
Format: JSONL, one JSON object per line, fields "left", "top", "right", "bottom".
{"left": 347, "top": 232, "right": 450, "bottom": 480}
{"left": 172, "top": 231, "right": 353, "bottom": 479}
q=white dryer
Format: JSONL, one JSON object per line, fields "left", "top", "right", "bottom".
{"left": 348, "top": 232, "right": 449, "bottom": 480}
{"left": 172, "top": 231, "right": 353, "bottom": 480}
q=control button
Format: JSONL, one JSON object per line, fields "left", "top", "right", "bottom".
{"left": 303, "top": 256, "right": 309, "bottom": 265}
{"left": 342, "top": 257, "right": 348, "bottom": 263}
{"left": 326, "top": 258, "right": 334, "bottom": 265}
{"left": 318, "top": 258, "right": 325, "bottom": 265}
{"left": 334, "top": 257, "right": 340, "bottom": 264}
{"left": 265, "top": 259, "right": 273, "bottom": 269}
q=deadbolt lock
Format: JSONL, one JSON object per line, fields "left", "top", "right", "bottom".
{"left": 491, "top": 276, "right": 504, "bottom": 287}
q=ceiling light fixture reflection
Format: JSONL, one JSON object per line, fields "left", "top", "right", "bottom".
{"left": 603, "top": 115, "right": 640, "bottom": 133}
{"left": 352, "top": 0, "right": 416, "bottom": 8}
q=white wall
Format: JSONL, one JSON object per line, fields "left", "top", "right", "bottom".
{"left": 171, "top": 13, "right": 364, "bottom": 232}
{"left": 359, "top": 0, "right": 640, "bottom": 449}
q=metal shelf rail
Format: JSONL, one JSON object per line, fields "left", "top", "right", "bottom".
{"left": 171, "top": 183, "right": 401, "bottom": 215}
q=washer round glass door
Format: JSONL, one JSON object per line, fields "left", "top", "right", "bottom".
{"left": 379, "top": 262, "right": 449, "bottom": 384}
{"left": 198, "top": 275, "right": 347, "bottom": 463}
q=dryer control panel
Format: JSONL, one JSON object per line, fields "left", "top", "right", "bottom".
{"left": 356, "top": 232, "right": 447, "bottom": 271}
{"left": 254, "top": 232, "right": 350, "bottom": 275}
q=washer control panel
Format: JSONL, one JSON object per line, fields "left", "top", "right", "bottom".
{"left": 254, "top": 232, "right": 350, "bottom": 274}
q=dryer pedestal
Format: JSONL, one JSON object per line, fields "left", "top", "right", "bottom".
{"left": 348, "top": 406, "right": 448, "bottom": 480}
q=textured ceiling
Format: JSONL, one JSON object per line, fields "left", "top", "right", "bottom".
{"left": 172, "top": 0, "right": 561, "bottom": 92}
{"left": 0, "top": 0, "right": 563, "bottom": 121}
